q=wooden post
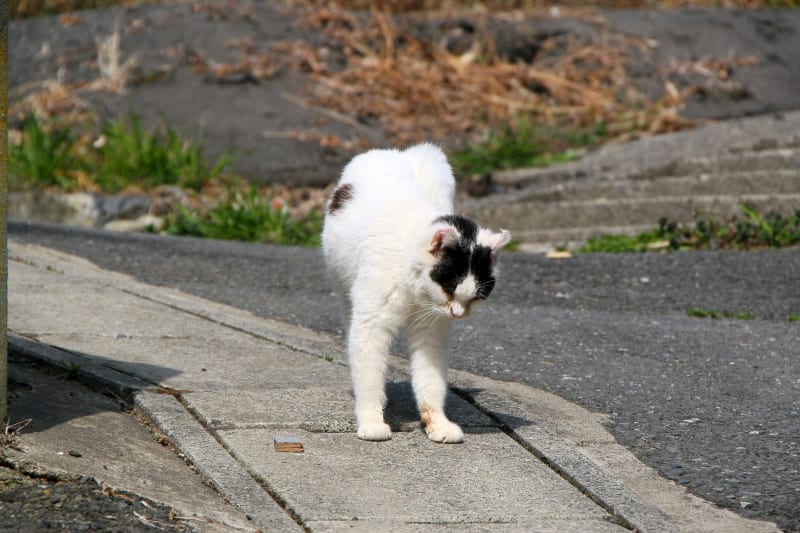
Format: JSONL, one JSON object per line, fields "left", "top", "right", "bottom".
{"left": 0, "top": 0, "right": 8, "bottom": 423}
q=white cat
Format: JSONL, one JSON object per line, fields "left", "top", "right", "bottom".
{"left": 322, "top": 143, "right": 510, "bottom": 443}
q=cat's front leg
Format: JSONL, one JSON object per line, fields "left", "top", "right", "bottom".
{"left": 348, "top": 311, "right": 397, "bottom": 441}
{"left": 407, "top": 318, "right": 464, "bottom": 444}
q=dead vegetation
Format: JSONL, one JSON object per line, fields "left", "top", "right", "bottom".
{"left": 10, "top": 0, "right": 760, "bottom": 160}
{"left": 2, "top": 419, "right": 33, "bottom": 452}
{"left": 280, "top": 2, "right": 740, "bottom": 151}
{"left": 10, "top": 22, "right": 138, "bottom": 124}
{"left": 296, "top": 0, "right": 795, "bottom": 11}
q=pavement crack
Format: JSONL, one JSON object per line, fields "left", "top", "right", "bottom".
{"left": 119, "top": 287, "right": 337, "bottom": 364}
{"left": 170, "top": 392, "right": 311, "bottom": 531}
{"left": 451, "top": 386, "right": 638, "bottom": 532}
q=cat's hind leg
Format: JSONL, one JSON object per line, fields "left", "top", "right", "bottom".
{"left": 407, "top": 318, "right": 464, "bottom": 444}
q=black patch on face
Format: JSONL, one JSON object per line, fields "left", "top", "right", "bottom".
{"left": 429, "top": 216, "right": 496, "bottom": 300}
{"left": 470, "top": 245, "right": 495, "bottom": 299}
{"left": 430, "top": 244, "right": 470, "bottom": 296}
{"left": 328, "top": 183, "right": 353, "bottom": 214}
{"left": 434, "top": 215, "right": 477, "bottom": 242}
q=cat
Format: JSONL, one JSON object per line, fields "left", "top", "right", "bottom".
{"left": 321, "top": 143, "right": 510, "bottom": 443}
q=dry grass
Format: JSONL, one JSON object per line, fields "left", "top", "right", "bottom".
{"left": 289, "top": 5, "right": 698, "bottom": 148}
{"left": 11, "top": 0, "right": 766, "bottom": 183}
{"left": 2, "top": 419, "right": 33, "bottom": 451}
{"left": 299, "top": 0, "right": 796, "bottom": 11}
{"left": 11, "top": 0, "right": 793, "bottom": 19}
{"left": 10, "top": 23, "right": 137, "bottom": 124}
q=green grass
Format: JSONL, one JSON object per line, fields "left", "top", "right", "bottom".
{"left": 94, "top": 115, "right": 232, "bottom": 192}
{"left": 450, "top": 120, "right": 606, "bottom": 176}
{"left": 160, "top": 187, "right": 322, "bottom": 247}
{"left": 9, "top": 117, "right": 82, "bottom": 190}
{"left": 577, "top": 227, "right": 671, "bottom": 253}
{"left": 579, "top": 207, "right": 800, "bottom": 253}
{"left": 11, "top": 113, "right": 321, "bottom": 246}
{"left": 687, "top": 309, "right": 800, "bottom": 322}
{"left": 10, "top": 114, "right": 232, "bottom": 193}
{"left": 687, "top": 307, "right": 755, "bottom": 320}
{"left": 58, "top": 360, "right": 83, "bottom": 379}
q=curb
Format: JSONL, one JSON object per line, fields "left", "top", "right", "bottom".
{"left": 457, "top": 388, "right": 675, "bottom": 533}
{"left": 8, "top": 334, "right": 300, "bottom": 531}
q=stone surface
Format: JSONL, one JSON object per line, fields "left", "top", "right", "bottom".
{"left": 218, "top": 428, "right": 618, "bottom": 528}
{"left": 184, "top": 385, "right": 496, "bottom": 433}
{"left": 6, "top": 240, "right": 786, "bottom": 532}
{"left": 6, "top": 362, "right": 253, "bottom": 532}
{"left": 135, "top": 391, "right": 300, "bottom": 531}
{"left": 9, "top": 6, "right": 800, "bottom": 188}
{"left": 461, "top": 112, "right": 800, "bottom": 244}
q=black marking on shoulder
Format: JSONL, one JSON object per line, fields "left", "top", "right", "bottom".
{"left": 328, "top": 183, "right": 353, "bottom": 215}
{"left": 434, "top": 215, "right": 478, "bottom": 242}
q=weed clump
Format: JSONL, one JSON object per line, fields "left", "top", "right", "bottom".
{"left": 160, "top": 188, "right": 323, "bottom": 247}
{"left": 9, "top": 113, "right": 322, "bottom": 246}
{"left": 9, "top": 114, "right": 231, "bottom": 193}
{"left": 687, "top": 307, "right": 755, "bottom": 320}
{"left": 579, "top": 206, "right": 800, "bottom": 253}
{"left": 450, "top": 120, "right": 606, "bottom": 176}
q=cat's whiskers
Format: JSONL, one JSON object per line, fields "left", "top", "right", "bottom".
{"left": 408, "top": 305, "right": 444, "bottom": 330}
{"left": 404, "top": 302, "right": 439, "bottom": 319}
{"left": 404, "top": 308, "right": 434, "bottom": 324}
{"left": 475, "top": 279, "right": 493, "bottom": 291}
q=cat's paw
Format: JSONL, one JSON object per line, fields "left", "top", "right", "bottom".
{"left": 425, "top": 419, "right": 464, "bottom": 444}
{"left": 357, "top": 422, "right": 393, "bottom": 441}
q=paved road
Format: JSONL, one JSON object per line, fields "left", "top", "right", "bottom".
{"left": 9, "top": 221, "right": 800, "bottom": 532}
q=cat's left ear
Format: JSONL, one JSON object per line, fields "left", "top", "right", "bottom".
{"left": 430, "top": 227, "right": 458, "bottom": 257}
{"left": 479, "top": 228, "right": 512, "bottom": 259}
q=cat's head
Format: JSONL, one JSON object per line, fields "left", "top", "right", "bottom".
{"left": 419, "top": 215, "right": 511, "bottom": 319}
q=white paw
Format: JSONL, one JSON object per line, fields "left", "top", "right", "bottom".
{"left": 357, "top": 422, "right": 393, "bottom": 441}
{"left": 425, "top": 420, "right": 464, "bottom": 444}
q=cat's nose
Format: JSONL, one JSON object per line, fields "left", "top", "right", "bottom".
{"left": 449, "top": 301, "right": 466, "bottom": 318}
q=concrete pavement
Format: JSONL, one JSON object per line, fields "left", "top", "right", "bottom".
{"left": 5, "top": 241, "right": 781, "bottom": 532}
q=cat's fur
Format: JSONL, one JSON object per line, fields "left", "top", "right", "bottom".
{"left": 322, "top": 143, "right": 510, "bottom": 443}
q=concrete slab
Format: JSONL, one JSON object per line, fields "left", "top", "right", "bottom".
{"left": 6, "top": 363, "right": 253, "bottom": 532}
{"left": 184, "top": 383, "right": 497, "bottom": 433}
{"left": 218, "top": 428, "right": 617, "bottom": 528}
{"left": 135, "top": 391, "right": 300, "bottom": 531}
{"left": 460, "top": 389, "right": 675, "bottom": 533}
{"left": 303, "top": 519, "right": 626, "bottom": 532}
{"left": 446, "top": 366, "right": 783, "bottom": 533}
{"left": 30, "top": 332, "right": 343, "bottom": 391}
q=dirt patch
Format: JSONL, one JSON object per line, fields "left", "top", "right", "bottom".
{"left": 0, "top": 464, "right": 193, "bottom": 532}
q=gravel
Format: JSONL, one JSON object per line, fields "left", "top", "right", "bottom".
{"left": 0, "top": 465, "right": 194, "bottom": 532}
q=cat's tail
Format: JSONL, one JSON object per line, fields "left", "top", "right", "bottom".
{"left": 403, "top": 143, "right": 455, "bottom": 214}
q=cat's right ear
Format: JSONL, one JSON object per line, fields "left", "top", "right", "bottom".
{"left": 429, "top": 227, "right": 458, "bottom": 257}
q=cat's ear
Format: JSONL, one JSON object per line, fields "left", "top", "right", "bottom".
{"left": 429, "top": 227, "right": 458, "bottom": 257}
{"left": 479, "top": 228, "right": 512, "bottom": 258}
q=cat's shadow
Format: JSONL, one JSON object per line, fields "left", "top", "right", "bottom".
{"left": 383, "top": 382, "right": 532, "bottom": 434}
{"left": 384, "top": 381, "right": 425, "bottom": 432}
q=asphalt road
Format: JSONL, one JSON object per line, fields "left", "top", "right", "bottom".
{"left": 9, "top": 221, "right": 800, "bottom": 532}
